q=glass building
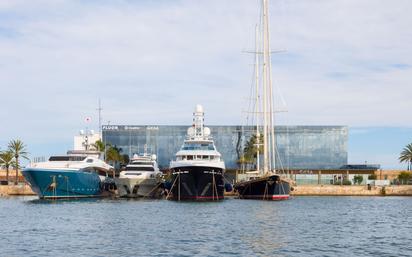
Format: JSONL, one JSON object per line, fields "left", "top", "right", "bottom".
{"left": 102, "top": 125, "right": 348, "bottom": 170}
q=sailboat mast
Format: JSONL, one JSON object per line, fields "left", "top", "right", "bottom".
{"left": 262, "top": 0, "right": 270, "bottom": 174}
{"left": 266, "top": 1, "right": 277, "bottom": 173}
{"left": 254, "top": 24, "right": 260, "bottom": 172}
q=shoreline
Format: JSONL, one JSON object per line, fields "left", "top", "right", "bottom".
{"left": 0, "top": 184, "right": 35, "bottom": 196}
{"left": 1, "top": 184, "right": 412, "bottom": 197}
{"left": 290, "top": 184, "right": 412, "bottom": 196}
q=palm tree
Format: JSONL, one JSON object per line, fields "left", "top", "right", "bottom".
{"left": 91, "top": 139, "right": 105, "bottom": 152}
{"left": 399, "top": 143, "right": 412, "bottom": 171}
{"left": 241, "top": 134, "right": 264, "bottom": 169}
{"left": 106, "top": 145, "right": 124, "bottom": 169}
{"left": 8, "top": 139, "right": 29, "bottom": 185}
{"left": 0, "top": 151, "right": 14, "bottom": 183}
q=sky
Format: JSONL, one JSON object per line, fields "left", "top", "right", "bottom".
{"left": 0, "top": 0, "right": 411, "bottom": 169}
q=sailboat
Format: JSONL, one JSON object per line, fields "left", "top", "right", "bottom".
{"left": 234, "top": 0, "right": 292, "bottom": 200}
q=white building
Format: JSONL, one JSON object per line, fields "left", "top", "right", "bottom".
{"left": 73, "top": 131, "right": 101, "bottom": 151}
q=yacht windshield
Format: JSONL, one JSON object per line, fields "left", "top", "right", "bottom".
{"left": 125, "top": 166, "right": 155, "bottom": 172}
{"left": 182, "top": 143, "right": 215, "bottom": 151}
{"left": 49, "top": 156, "right": 87, "bottom": 162}
{"left": 130, "top": 161, "right": 152, "bottom": 165}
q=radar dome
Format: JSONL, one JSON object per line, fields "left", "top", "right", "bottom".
{"left": 194, "top": 104, "right": 204, "bottom": 113}
{"left": 204, "top": 127, "right": 211, "bottom": 137}
{"left": 187, "top": 127, "right": 195, "bottom": 136}
{"left": 151, "top": 154, "right": 157, "bottom": 161}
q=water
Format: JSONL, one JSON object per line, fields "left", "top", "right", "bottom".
{"left": 1, "top": 196, "right": 411, "bottom": 257}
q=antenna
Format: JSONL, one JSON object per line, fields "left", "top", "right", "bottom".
{"left": 97, "top": 98, "right": 103, "bottom": 137}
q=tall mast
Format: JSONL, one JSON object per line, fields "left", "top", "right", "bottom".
{"left": 254, "top": 24, "right": 260, "bottom": 172}
{"left": 266, "top": 1, "right": 276, "bottom": 173}
{"left": 262, "top": 0, "right": 270, "bottom": 174}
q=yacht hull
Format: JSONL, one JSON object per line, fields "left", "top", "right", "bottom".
{"left": 22, "top": 168, "right": 109, "bottom": 199}
{"left": 234, "top": 174, "right": 290, "bottom": 200}
{"left": 168, "top": 166, "right": 224, "bottom": 201}
{"left": 115, "top": 177, "right": 163, "bottom": 198}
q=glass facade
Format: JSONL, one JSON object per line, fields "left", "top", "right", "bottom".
{"left": 102, "top": 125, "right": 348, "bottom": 170}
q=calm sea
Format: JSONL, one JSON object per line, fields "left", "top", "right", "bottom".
{"left": 1, "top": 196, "right": 411, "bottom": 257}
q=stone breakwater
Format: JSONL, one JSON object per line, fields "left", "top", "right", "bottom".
{"left": 291, "top": 185, "right": 412, "bottom": 196}
{"left": 0, "top": 185, "right": 35, "bottom": 196}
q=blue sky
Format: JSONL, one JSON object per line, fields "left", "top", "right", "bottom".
{"left": 349, "top": 127, "right": 412, "bottom": 170}
{"left": 0, "top": 0, "right": 411, "bottom": 169}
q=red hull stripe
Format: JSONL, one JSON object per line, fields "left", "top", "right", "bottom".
{"left": 171, "top": 195, "right": 224, "bottom": 200}
{"left": 240, "top": 194, "right": 290, "bottom": 200}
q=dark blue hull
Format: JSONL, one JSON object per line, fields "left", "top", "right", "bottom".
{"left": 22, "top": 168, "right": 108, "bottom": 199}
{"left": 234, "top": 174, "right": 290, "bottom": 200}
{"left": 168, "top": 166, "right": 225, "bottom": 201}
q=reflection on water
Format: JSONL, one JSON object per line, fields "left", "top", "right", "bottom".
{"left": 0, "top": 196, "right": 411, "bottom": 256}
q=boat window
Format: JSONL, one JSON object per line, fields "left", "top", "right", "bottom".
{"left": 130, "top": 161, "right": 152, "bottom": 165}
{"left": 125, "top": 173, "right": 142, "bottom": 176}
{"left": 202, "top": 155, "right": 209, "bottom": 160}
{"left": 187, "top": 155, "right": 193, "bottom": 160}
{"left": 81, "top": 167, "right": 95, "bottom": 173}
{"left": 182, "top": 143, "right": 215, "bottom": 151}
{"left": 49, "top": 156, "right": 87, "bottom": 162}
{"left": 125, "top": 166, "right": 155, "bottom": 172}
{"left": 86, "top": 159, "right": 93, "bottom": 163}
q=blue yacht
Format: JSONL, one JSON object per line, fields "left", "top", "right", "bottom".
{"left": 23, "top": 150, "right": 115, "bottom": 199}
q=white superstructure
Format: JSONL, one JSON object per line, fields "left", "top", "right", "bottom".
{"left": 170, "top": 105, "right": 225, "bottom": 171}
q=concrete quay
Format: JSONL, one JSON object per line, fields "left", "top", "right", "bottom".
{"left": 2, "top": 183, "right": 412, "bottom": 197}
{"left": 291, "top": 185, "right": 412, "bottom": 196}
{"left": 0, "top": 184, "right": 35, "bottom": 196}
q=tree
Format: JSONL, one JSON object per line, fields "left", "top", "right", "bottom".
{"left": 239, "top": 134, "right": 264, "bottom": 170}
{"left": 91, "top": 139, "right": 105, "bottom": 152}
{"left": 398, "top": 171, "right": 411, "bottom": 185}
{"left": 399, "top": 143, "right": 412, "bottom": 171}
{"left": 8, "top": 139, "right": 29, "bottom": 185}
{"left": 106, "top": 145, "right": 124, "bottom": 169}
{"left": 0, "top": 151, "right": 14, "bottom": 183}
{"left": 353, "top": 175, "right": 363, "bottom": 185}
{"left": 368, "top": 174, "right": 377, "bottom": 180}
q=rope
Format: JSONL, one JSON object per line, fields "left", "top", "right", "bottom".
{"left": 142, "top": 182, "right": 163, "bottom": 199}
{"left": 263, "top": 181, "right": 268, "bottom": 200}
{"left": 215, "top": 174, "right": 219, "bottom": 200}
{"left": 166, "top": 172, "right": 179, "bottom": 200}
{"left": 212, "top": 172, "right": 219, "bottom": 200}
{"left": 178, "top": 172, "right": 181, "bottom": 201}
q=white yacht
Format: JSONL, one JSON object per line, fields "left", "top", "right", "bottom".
{"left": 168, "top": 104, "right": 226, "bottom": 201}
{"left": 115, "top": 152, "right": 163, "bottom": 198}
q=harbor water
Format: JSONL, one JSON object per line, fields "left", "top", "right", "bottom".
{"left": 1, "top": 196, "right": 411, "bottom": 257}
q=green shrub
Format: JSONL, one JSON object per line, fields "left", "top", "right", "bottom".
{"left": 334, "top": 180, "right": 352, "bottom": 185}
{"left": 368, "top": 174, "right": 377, "bottom": 180}
{"left": 398, "top": 171, "right": 411, "bottom": 184}
{"left": 342, "top": 180, "right": 352, "bottom": 185}
{"left": 353, "top": 175, "right": 363, "bottom": 185}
